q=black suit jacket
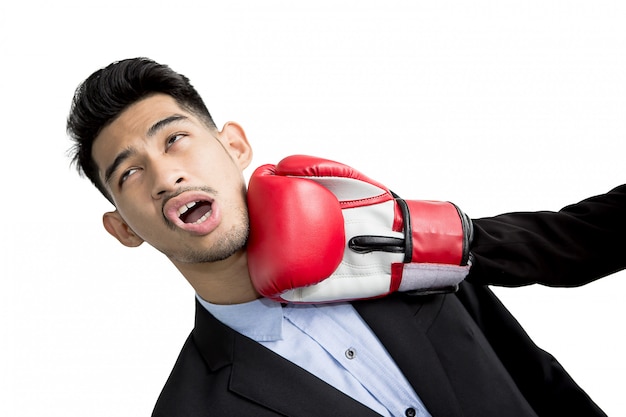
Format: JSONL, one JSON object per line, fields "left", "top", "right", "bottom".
{"left": 153, "top": 185, "right": 625, "bottom": 416}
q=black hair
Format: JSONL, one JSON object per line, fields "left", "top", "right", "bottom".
{"left": 66, "top": 57, "right": 216, "bottom": 202}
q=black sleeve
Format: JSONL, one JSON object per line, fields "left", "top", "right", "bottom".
{"left": 467, "top": 184, "right": 626, "bottom": 287}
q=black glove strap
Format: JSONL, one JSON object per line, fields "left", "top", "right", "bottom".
{"left": 393, "top": 195, "right": 413, "bottom": 264}
{"left": 348, "top": 235, "right": 405, "bottom": 254}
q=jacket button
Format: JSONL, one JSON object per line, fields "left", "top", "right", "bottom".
{"left": 405, "top": 407, "right": 416, "bottom": 417}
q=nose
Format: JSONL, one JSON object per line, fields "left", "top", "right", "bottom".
{"left": 151, "top": 162, "right": 186, "bottom": 200}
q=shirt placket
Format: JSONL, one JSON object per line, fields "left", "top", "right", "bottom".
{"left": 284, "top": 304, "right": 430, "bottom": 417}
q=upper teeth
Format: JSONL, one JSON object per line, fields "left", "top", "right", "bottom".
{"left": 177, "top": 201, "right": 198, "bottom": 217}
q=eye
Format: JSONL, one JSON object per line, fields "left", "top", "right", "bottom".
{"left": 166, "top": 133, "right": 187, "bottom": 148}
{"left": 119, "top": 167, "right": 140, "bottom": 187}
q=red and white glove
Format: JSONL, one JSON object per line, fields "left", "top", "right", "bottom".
{"left": 246, "top": 155, "right": 473, "bottom": 303}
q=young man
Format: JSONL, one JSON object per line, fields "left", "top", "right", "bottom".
{"left": 67, "top": 57, "right": 624, "bottom": 416}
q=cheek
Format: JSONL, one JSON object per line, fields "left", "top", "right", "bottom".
{"left": 116, "top": 200, "right": 161, "bottom": 233}
{"left": 192, "top": 153, "right": 244, "bottom": 188}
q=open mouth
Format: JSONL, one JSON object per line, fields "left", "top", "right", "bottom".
{"left": 163, "top": 190, "right": 220, "bottom": 235}
{"left": 177, "top": 200, "right": 213, "bottom": 225}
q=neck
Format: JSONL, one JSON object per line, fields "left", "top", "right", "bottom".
{"left": 174, "top": 250, "right": 261, "bottom": 305}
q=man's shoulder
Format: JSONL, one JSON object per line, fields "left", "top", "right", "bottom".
{"left": 151, "top": 333, "right": 220, "bottom": 416}
{"left": 150, "top": 326, "right": 299, "bottom": 417}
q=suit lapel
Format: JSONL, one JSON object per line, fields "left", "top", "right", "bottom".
{"left": 192, "top": 300, "right": 381, "bottom": 417}
{"left": 229, "top": 334, "right": 382, "bottom": 417}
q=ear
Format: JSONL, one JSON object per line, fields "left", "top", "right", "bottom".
{"left": 219, "top": 122, "right": 253, "bottom": 170}
{"left": 102, "top": 210, "right": 144, "bottom": 248}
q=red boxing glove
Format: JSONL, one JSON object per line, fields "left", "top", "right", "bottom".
{"left": 247, "top": 155, "right": 472, "bottom": 303}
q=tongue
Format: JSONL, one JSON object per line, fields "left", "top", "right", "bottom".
{"left": 181, "top": 201, "right": 212, "bottom": 224}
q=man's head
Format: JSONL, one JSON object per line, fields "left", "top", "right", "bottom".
{"left": 67, "top": 57, "right": 217, "bottom": 203}
{"left": 66, "top": 59, "right": 254, "bottom": 290}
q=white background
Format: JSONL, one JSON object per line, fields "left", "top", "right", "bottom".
{"left": 1, "top": 1, "right": 625, "bottom": 416}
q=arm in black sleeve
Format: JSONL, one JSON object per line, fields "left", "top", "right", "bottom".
{"left": 467, "top": 184, "right": 626, "bottom": 287}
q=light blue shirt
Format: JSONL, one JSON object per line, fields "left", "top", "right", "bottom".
{"left": 197, "top": 296, "right": 431, "bottom": 417}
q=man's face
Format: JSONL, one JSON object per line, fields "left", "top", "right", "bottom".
{"left": 92, "top": 94, "right": 253, "bottom": 265}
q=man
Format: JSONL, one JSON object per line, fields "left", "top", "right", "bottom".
{"left": 67, "top": 57, "right": 624, "bottom": 416}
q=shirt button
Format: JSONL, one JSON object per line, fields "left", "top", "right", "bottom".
{"left": 345, "top": 348, "right": 357, "bottom": 360}
{"left": 405, "top": 407, "right": 416, "bottom": 417}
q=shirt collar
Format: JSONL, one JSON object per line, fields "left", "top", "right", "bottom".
{"left": 195, "top": 295, "right": 284, "bottom": 342}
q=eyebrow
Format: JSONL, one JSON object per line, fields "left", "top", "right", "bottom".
{"left": 147, "top": 114, "right": 188, "bottom": 137}
{"left": 103, "top": 114, "right": 189, "bottom": 185}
